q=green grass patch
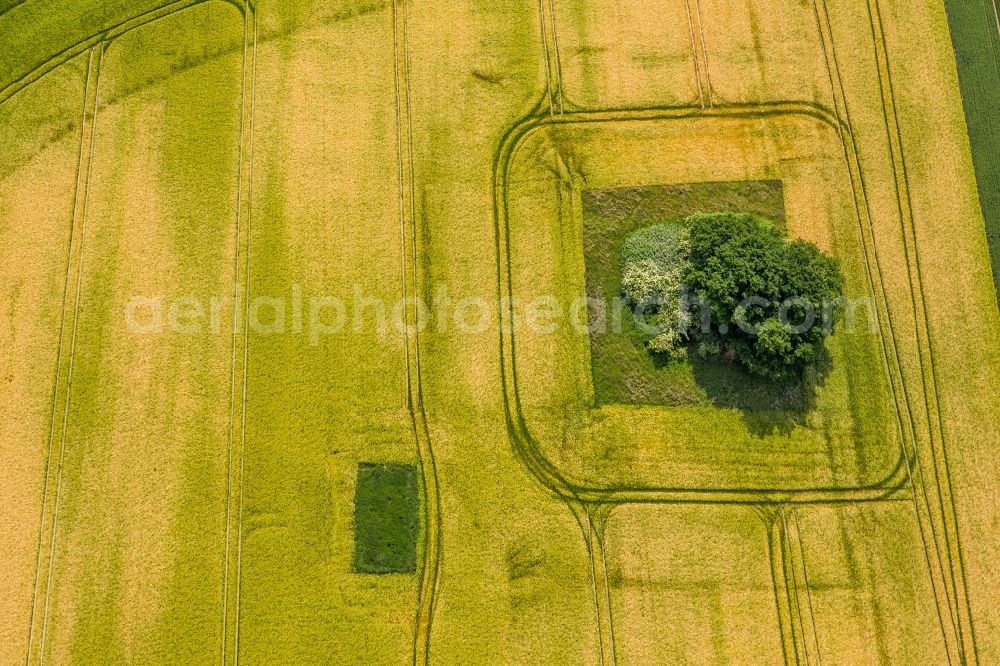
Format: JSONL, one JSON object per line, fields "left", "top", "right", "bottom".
{"left": 353, "top": 463, "right": 419, "bottom": 575}
{"left": 943, "top": 0, "right": 1000, "bottom": 303}
{"left": 582, "top": 180, "right": 809, "bottom": 409}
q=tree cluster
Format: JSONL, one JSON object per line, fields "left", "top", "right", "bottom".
{"left": 619, "top": 212, "right": 844, "bottom": 380}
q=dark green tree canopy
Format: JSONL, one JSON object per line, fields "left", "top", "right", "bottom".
{"left": 684, "top": 212, "right": 844, "bottom": 380}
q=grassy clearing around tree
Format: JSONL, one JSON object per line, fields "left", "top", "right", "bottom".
{"left": 582, "top": 180, "right": 806, "bottom": 409}
{"left": 507, "top": 116, "right": 901, "bottom": 490}
{"left": 353, "top": 464, "right": 419, "bottom": 575}
{"left": 942, "top": 0, "right": 1000, "bottom": 303}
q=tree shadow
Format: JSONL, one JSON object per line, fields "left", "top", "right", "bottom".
{"left": 687, "top": 344, "right": 834, "bottom": 436}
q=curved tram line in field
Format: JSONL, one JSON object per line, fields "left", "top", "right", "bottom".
{"left": 493, "top": 102, "right": 913, "bottom": 502}
{"left": 494, "top": 0, "right": 980, "bottom": 663}
{"left": 3, "top": 4, "right": 251, "bottom": 664}
{"left": 3, "top": 2, "right": 262, "bottom": 665}
{"left": 390, "top": 1, "right": 443, "bottom": 665}
{"left": 492, "top": 100, "right": 913, "bottom": 666}
{"left": 21, "top": 41, "right": 105, "bottom": 666}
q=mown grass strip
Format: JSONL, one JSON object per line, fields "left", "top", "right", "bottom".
{"left": 353, "top": 463, "right": 419, "bottom": 575}
{"left": 942, "top": 0, "right": 1000, "bottom": 304}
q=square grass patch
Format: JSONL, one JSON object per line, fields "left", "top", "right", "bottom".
{"left": 583, "top": 180, "right": 806, "bottom": 409}
{"left": 353, "top": 463, "right": 419, "bottom": 574}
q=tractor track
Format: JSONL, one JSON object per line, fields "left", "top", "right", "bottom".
{"left": 390, "top": 1, "right": 443, "bottom": 663}
{"left": 491, "top": 1, "right": 981, "bottom": 662}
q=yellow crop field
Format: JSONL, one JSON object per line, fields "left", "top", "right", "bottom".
{"left": 0, "top": 0, "right": 998, "bottom": 664}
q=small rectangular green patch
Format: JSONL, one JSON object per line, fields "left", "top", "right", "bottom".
{"left": 353, "top": 463, "right": 419, "bottom": 574}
